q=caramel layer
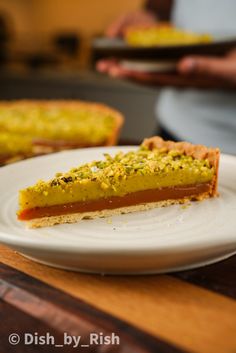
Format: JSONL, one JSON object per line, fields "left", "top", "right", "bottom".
{"left": 18, "top": 183, "right": 211, "bottom": 221}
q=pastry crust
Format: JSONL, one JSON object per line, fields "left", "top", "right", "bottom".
{"left": 142, "top": 136, "right": 220, "bottom": 197}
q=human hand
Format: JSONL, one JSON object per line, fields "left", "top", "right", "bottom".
{"left": 97, "top": 10, "right": 157, "bottom": 78}
{"left": 96, "top": 59, "right": 164, "bottom": 85}
{"left": 106, "top": 10, "right": 157, "bottom": 38}
{"left": 178, "top": 50, "right": 236, "bottom": 84}
{"left": 96, "top": 59, "right": 128, "bottom": 78}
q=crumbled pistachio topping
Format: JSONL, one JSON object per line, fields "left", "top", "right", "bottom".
{"left": 29, "top": 146, "right": 214, "bottom": 194}
{"left": 0, "top": 106, "right": 115, "bottom": 143}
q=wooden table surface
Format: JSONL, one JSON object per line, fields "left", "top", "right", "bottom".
{"left": 0, "top": 244, "right": 236, "bottom": 353}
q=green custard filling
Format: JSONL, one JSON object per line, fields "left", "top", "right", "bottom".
{"left": 19, "top": 147, "right": 214, "bottom": 211}
{"left": 0, "top": 106, "right": 115, "bottom": 144}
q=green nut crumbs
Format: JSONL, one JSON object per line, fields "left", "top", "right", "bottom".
{"left": 29, "top": 146, "right": 214, "bottom": 194}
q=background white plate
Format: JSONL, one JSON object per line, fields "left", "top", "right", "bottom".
{"left": 120, "top": 60, "right": 177, "bottom": 73}
{"left": 0, "top": 147, "right": 236, "bottom": 274}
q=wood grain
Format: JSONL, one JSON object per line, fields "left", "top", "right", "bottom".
{"left": 0, "top": 245, "right": 236, "bottom": 353}
{"left": 0, "top": 263, "right": 184, "bottom": 353}
{"left": 0, "top": 302, "right": 73, "bottom": 353}
{"left": 175, "top": 255, "right": 236, "bottom": 299}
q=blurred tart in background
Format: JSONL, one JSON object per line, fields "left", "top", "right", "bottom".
{"left": 125, "top": 24, "right": 212, "bottom": 47}
{"left": 0, "top": 100, "right": 124, "bottom": 165}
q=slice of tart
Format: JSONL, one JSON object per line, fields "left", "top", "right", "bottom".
{"left": 125, "top": 24, "right": 212, "bottom": 47}
{"left": 0, "top": 100, "right": 124, "bottom": 164}
{"left": 17, "top": 137, "right": 220, "bottom": 228}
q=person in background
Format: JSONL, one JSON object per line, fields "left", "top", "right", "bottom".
{"left": 0, "top": 13, "right": 11, "bottom": 66}
{"left": 97, "top": 0, "right": 236, "bottom": 155}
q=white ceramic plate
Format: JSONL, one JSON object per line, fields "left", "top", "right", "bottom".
{"left": 120, "top": 60, "right": 177, "bottom": 73}
{"left": 0, "top": 147, "right": 236, "bottom": 275}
